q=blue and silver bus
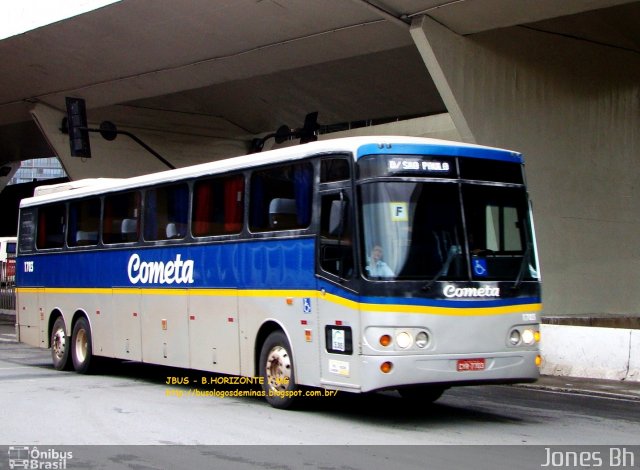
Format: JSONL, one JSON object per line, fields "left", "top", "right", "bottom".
{"left": 16, "top": 136, "right": 541, "bottom": 408}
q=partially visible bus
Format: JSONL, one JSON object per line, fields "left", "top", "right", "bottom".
{"left": 0, "top": 237, "right": 17, "bottom": 285}
{"left": 16, "top": 136, "right": 541, "bottom": 408}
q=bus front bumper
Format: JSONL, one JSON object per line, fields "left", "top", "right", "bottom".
{"left": 358, "top": 350, "right": 540, "bottom": 393}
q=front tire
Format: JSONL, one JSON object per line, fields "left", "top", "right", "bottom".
{"left": 71, "top": 316, "right": 94, "bottom": 374}
{"left": 259, "top": 331, "right": 298, "bottom": 409}
{"left": 51, "top": 316, "right": 71, "bottom": 371}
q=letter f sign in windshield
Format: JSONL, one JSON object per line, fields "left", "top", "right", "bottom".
{"left": 390, "top": 202, "right": 408, "bottom": 222}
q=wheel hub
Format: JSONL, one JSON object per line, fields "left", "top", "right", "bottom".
{"left": 52, "top": 329, "right": 66, "bottom": 359}
{"left": 75, "top": 329, "right": 88, "bottom": 363}
{"left": 266, "top": 346, "right": 291, "bottom": 391}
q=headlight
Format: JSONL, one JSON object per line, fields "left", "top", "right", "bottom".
{"left": 522, "top": 329, "right": 535, "bottom": 345}
{"left": 415, "top": 331, "right": 430, "bottom": 348}
{"left": 395, "top": 331, "right": 412, "bottom": 349}
{"left": 509, "top": 329, "right": 521, "bottom": 345}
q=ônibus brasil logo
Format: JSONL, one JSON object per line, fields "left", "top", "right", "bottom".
{"left": 127, "top": 253, "right": 194, "bottom": 285}
{"left": 8, "top": 446, "right": 73, "bottom": 469}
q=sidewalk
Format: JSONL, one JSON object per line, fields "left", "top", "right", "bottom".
{"left": 518, "top": 375, "right": 640, "bottom": 401}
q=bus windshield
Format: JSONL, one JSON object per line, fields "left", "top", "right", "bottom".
{"left": 359, "top": 181, "right": 538, "bottom": 282}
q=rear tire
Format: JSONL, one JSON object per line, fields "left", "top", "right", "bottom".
{"left": 51, "top": 316, "right": 71, "bottom": 371}
{"left": 259, "top": 331, "right": 298, "bottom": 409}
{"left": 398, "top": 385, "right": 447, "bottom": 403}
{"left": 71, "top": 317, "right": 94, "bottom": 374}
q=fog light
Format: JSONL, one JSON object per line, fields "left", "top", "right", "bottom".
{"left": 522, "top": 329, "right": 535, "bottom": 345}
{"left": 509, "top": 329, "right": 521, "bottom": 345}
{"left": 415, "top": 331, "right": 429, "bottom": 348}
{"left": 380, "top": 361, "right": 393, "bottom": 373}
{"left": 379, "top": 334, "right": 392, "bottom": 347}
{"left": 396, "top": 331, "right": 412, "bottom": 349}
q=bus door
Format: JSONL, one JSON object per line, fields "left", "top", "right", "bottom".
{"left": 316, "top": 188, "right": 361, "bottom": 390}
{"left": 16, "top": 287, "right": 45, "bottom": 347}
{"left": 112, "top": 288, "right": 142, "bottom": 361}
{"left": 188, "top": 289, "right": 240, "bottom": 375}
{"left": 140, "top": 288, "right": 189, "bottom": 368}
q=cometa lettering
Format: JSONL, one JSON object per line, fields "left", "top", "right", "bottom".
{"left": 443, "top": 285, "right": 500, "bottom": 298}
{"left": 127, "top": 253, "right": 194, "bottom": 285}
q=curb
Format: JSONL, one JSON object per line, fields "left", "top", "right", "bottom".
{"left": 514, "top": 377, "right": 640, "bottom": 401}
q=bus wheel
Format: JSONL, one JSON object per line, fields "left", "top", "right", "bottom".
{"left": 398, "top": 385, "right": 447, "bottom": 403}
{"left": 71, "top": 317, "right": 94, "bottom": 374}
{"left": 51, "top": 316, "right": 71, "bottom": 371}
{"left": 259, "top": 331, "right": 298, "bottom": 409}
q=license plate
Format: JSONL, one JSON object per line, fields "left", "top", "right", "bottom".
{"left": 456, "top": 358, "right": 486, "bottom": 372}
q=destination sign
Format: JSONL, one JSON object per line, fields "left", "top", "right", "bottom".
{"left": 358, "top": 154, "right": 457, "bottom": 179}
{"left": 388, "top": 158, "right": 451, "bottom": 173}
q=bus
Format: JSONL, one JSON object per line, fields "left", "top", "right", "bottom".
{"left": 0, "top": 237, "right": 17, "bottom": 286}
{"left": 16, "top": 136, "right": 541, "bottom": 408}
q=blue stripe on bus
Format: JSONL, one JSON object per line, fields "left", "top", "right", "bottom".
{"left": 18, "top": 238, "right": 538, "bottom": 310}
{"left": 358, "top": 294, "right": 541, "bottom": 309}
{"left": 316, "top": 279, "right": 539, "bottom": 309}
{"left": 356, "top": 143, "right": 523, "bottom": 163}
{"left": 17, "top": 238, "right": 317, "bottom": 289}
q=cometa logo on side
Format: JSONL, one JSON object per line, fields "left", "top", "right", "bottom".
{"left": 127, "top": 253, "right": 194, "bottom": 285}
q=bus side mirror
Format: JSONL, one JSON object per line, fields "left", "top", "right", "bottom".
{"left": 329, "top": 200, "right": 347, "bottom": 236}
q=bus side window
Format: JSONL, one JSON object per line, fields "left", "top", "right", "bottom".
{"left": 319, "top": 192, "right": 354, "bottom": 279}
{"left": 249, "top": 162, "right": 312, "bottom": 232}
{"left": 19, "top": 209, "right": 36, "bottom": 253}
{"left": 103, "top": 191, "right": 140, "bottom": 244}
{"left": 36, "top": 203, "right": 66, "bottom": 250}
{"left": 68, "top": 198, "right": 100, "bottom": 247}
{"left": 144, "top": 183, "right": 189, "bottom": 241}
{"left": 320, "top": 157, "right": 350, "bottom": 183}
{"left": 192, "top": 174, "right": 244, "bottom": 237}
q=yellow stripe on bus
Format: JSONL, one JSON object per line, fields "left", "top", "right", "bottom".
{"left": 320, "top": 291, "right": 541, "bottom": 316}
{"left": 361, "top": 302, "right": 542, "bottom": 316}
{"left": 17, "top": 287, "right": 542, "bottom": 317}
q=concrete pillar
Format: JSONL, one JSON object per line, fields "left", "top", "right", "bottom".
{"left": 410, "top": 15, "right": 640, "bottom": 317}
{"left": 0, "top": 161, "right": 20, "bottom": 193}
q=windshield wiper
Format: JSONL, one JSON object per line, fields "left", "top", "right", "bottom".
{"left": 422, "top": 245, "right": 461, "bottom": 291}
{"left": 512, "top": 243, "right": 532, "bottom": 290}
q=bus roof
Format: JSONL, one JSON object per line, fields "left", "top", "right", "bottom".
{"left": 20, "top": 136, "right": 522, "bottom": 208}
{"left": 33, "top": 178, "right": 123, "bottom": 197}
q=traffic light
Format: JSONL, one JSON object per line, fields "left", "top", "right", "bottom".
{"left": 299, "top": 112, "right": 319, "bottom": 144}
{"left": 65, "top": 97, "right": 91, "bottom": 158}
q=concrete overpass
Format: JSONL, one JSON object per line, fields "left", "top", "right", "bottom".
{"left": 0, "top": 0, "right": 639, "bottom": 318}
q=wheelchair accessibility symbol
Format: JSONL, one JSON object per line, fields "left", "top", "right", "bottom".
{"left": 473, "top": 259, "right": 488, "bottom": 277}
{"left": 303, "top": 297, "right": 312, "bottom": 314}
